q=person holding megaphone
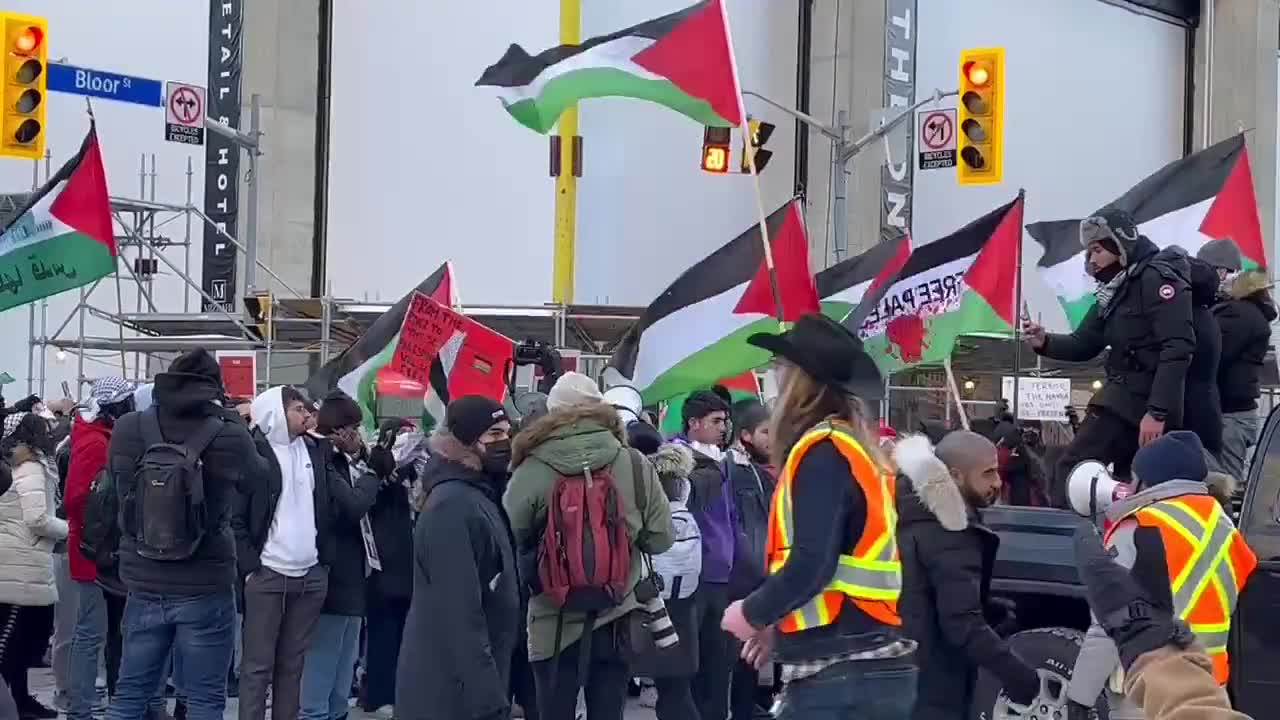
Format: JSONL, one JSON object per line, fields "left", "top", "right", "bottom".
{"left": 1064, "top": 432, "right": 1257, "bottom": 720}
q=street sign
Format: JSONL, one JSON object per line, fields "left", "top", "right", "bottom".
{"left": 164, "top": 82, "right": 205, "bottom": 145}
{"left": 45, "top": 63, "right": 162, "bottom": 108}
{"left": 918, "top": 109, "right": 957, "bottom": 170}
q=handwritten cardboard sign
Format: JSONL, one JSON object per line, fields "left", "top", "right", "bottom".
{"left": 390, "top": 292, "right": 513, "bottom": 404}
{"left": 1001, "top": 376, "right": 1072, "bottom": 422}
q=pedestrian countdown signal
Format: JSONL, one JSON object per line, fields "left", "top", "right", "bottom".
{"left": 0, "top": 12, "right": 47, "bottom": 160}
{"left": 957, "top": 47, "right": 1004, "bottom": 185}
{"left": 701, "top": 126, "right": 731, "bottom": 174}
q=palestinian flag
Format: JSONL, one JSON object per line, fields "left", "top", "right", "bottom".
{"left": 477, "top": 0, "right": 743, "bottom": 133}
{"left": 608, "top": 199, "right": 818, "bottom": 404}
{"left": 658, "top": 369, "right": 760, "bottom": 437}
{"left": 860, "top": 195, "right": 1024, "bottom": 373}
{"left": 304, "top": 262, "right": 457, "bottom": 427}
{"left": 0, "top": 123, "right": 115, "bottom": 312}
{"left": 1028, "top": 134, "right": 1266, "bottom": 328}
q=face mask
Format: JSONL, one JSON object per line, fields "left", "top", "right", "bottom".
{"left": 481, "top": 438, "right": 513, "bottom": 477}
{"left": 1091, "top": 261, "right": 1123, "bottom": 283}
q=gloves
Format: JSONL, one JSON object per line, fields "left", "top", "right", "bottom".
{"left": 1073, "top": 523, "right": 1195, "bottom": 670}
{"left": 985, "top": 597, "right": 1019, "bottom": 636}
{"left": 995, "top": 654, "right": 1041, "bottom": 707}
{"left": 1065, "top": 699, "right": 1094, "bottom": 720}
{"left": 368, "top": 445, "right": 396, "bottom": 478}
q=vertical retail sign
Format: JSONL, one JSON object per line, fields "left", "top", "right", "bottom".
{"left": 880, "top": 0, "right": 917, "bottom": 244}
{"left": 200, "top": 0, "right": 243, "bottom": 312}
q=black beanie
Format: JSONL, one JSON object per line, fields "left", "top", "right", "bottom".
{"left": 446, "top": 395, "right": 508, "bottom": 445}
{"left": 1131, "top": 431, "right": 1207, "bottom": 489}
{"left": 317, "top": 392, "right": 363, "bottom": 434}
{"left": 168, "top": 348, "right": 222, "bottom": 382}
{"left": 627, "top": 420, "right": 663, "bottom": 456}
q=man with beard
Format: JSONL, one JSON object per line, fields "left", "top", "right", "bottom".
{"left": 894, "top": 431, "right": 1041, "bottom": 719}
{"left": 1024, "top": 209, "right": 1195, "bottom": 505}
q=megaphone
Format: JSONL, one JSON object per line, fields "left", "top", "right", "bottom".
{"left": 602, "top": 384, "right": 643, "bottom": 426}
{"left": 1066, "top": 460, "right": 1134, "bottom": 517}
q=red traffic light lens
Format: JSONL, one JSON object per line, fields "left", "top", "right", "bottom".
{"left": 14, "top": 26, "right": 42, "bottom": 54}
{"left": 964, "top": 61, "right": 990, "bottom": 87}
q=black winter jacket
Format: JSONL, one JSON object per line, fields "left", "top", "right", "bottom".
{"left": 319, "top": 446, "right": 380, "bottom": 617}
{"left": 1039, "top": 241, "right": 1195, "bottom": 427}
{"left": 110, "top": 371, "right": 269, "bottom": 596}
{"left": 1215, "top": 270, "right": 1277, "bottom": 413}
{"left": 396, "top": 431, "right": 519, "bottom": 720}
{"left": 230, "top": 430, "right": 348, "bottom": 581}
{"left": 726, "top": 447, "right": 775, "bottom": 601}
{"left": 1182, "top": 257, "right": 1223, "bottom": 454}
{"left": 894, "top": 436, "right": 1040, "bottom": 719}
{"left": 367, "top": 467, "right": 416, "bottom": 605}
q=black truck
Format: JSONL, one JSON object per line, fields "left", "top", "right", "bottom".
{"left": 971, "top": 409, "right": 1280, "bottom": 719}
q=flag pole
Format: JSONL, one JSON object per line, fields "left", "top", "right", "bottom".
{"left": 1011, "top": 189, "right": 1026, "bottom": 419}
{"left": 943, "top": 357, "right": 970, "bottom": 431}
{"left": 721, "top": 0, "right": 786, "bottom": 324}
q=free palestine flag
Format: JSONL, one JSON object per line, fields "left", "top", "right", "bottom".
{"left": 858, "top": 195, "right": 1024, "bottom": 374}
{"left": 0, "top": 123, "right": 115, "bottom": 312}
{"left": 1028, "top": 134, "right": 1266, "bottom": 329}
{"left": 608, "top": 199, "right": 819, "bottom": 404}
{"left": 477, "top": 0, "right": 744, "bottom": 133}
{"left": 304, "top": 262, "right": 457, "bottom": 427}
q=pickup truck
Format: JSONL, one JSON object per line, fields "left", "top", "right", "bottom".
{"left": 971, "top": 408, "right": 1280, "bottom": 720}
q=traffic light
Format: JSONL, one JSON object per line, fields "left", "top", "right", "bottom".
{"left": 0, "top": 13, "right": 46, "bottom": 160}
{"left": 741, "top": 118, "right": 775, "bottom": 173}
{"left": 957, "top": 47, "right": 1004, "bottom": 185}
{"left": 701, "top": 126, "right": 731, "bottom": 174}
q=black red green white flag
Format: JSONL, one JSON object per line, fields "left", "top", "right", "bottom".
{"left": 1028, "top": 134, "right": 1266, "bottom": 329}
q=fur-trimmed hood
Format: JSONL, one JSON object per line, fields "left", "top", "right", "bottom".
{"left": 428, "top": 429, "right": 482, "bottom": 471}
{"left": 893, "top": 434, "right": 970, "bottom": 531}
{"left": 511, "top": 402, "right": 625, "bottom": 473}
{"left": 651, "top": 442, "right": 694, "bottom": 481}
{"left": 411, "top": 429, "right": 489, "bottom": 512}
{"left": 1228, "top": 269, "right": 1272, "bottom": 301}
{"left": 1205, "top": 470, "right": 1236, "bottom": 507}
{"left": 6, "top": 443, "right": 37, "bottom": 468}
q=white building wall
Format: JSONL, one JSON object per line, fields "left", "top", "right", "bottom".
{"left": 0, "top": 0, "right": 207, "bottom": 398}
{"left": 912, "top": 0, "right": 1186, "bottom": 332}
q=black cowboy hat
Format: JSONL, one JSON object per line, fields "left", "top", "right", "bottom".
{"left": 747, "top": 313, "right": 885, "bottom": 400}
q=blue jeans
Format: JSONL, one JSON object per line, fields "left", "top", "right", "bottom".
{"left": 775, "top": 661, "right": 917, "bottom": 720}
{"left": 105, "top": 591, "right": 236, "bottom": 720}
{"left": 299, "top": 615, "right": 362, "bottom": 720}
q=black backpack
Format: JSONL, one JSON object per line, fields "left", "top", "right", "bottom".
{"left": 132, "top": 411, "right": 222, "bottom": 561}
{"left": 79, "top": 466, "right": 119, "bottom": 568}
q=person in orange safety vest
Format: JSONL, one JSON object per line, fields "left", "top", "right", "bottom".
{"left": 1066, "top": 431, "right": 1257, "bottom": 720}
{"left": 720, "top": 313, "right": 917, "bottom": 720}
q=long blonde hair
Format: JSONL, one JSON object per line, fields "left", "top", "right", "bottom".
{"left": 770, "top": 364, "right": 887, "bottom": 471}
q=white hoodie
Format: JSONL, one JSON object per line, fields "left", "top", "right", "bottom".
{"left": 250, "top": 387, "right": 318, "bottom": 577}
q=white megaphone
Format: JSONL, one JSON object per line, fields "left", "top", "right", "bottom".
{"left": 602, "top": 384, "right": 643, "bottom": 426}
{"left": 1066, "top": 460, "right": 1134, "bottom": 518}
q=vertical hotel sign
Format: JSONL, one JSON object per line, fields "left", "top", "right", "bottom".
{"left": 201, "top": 0, "right": 244, "bottom": 312}
{"left": 880, "top": 0, "right": 916, "bottom": 244}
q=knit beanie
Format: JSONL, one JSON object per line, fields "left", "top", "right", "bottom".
{"left": 546, "top": 371, "right": 604, "bottom": 411}
{"left": 168, "top": 348, "right": 223, "bottom": 386}
{"left": 1196, "top": 238, "right": 1243, "bottom": 272}
{"left": 1131, "top": 431, "right": 1207, "bottom": 489}
{"left": 445, "top": 395, "right": 508, "bottom": 446}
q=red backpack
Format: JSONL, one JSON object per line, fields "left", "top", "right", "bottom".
{"left": 537, "top": 448, "right": 645, "bottom": 613}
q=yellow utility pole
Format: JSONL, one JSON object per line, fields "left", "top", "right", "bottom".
{"left": 552, "top": 0, "right": 580, "bottom": 304}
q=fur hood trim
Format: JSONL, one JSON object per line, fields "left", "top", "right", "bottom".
{"left": 1205, "top": 471, "right": 1236, "bottom": 507}
{"left": 428, "top": 429, "right": 482, "bottom": 471}
{"left": 1228, "top": 269, "right": 1271, "bottom": 300}
{"left": 6, "top": 443, "right": 36, "bottom": 467}
{"left": 512, "top": 402, "right": 624, "bottom": 466}
{"left": 893, "top": 434, "right": 969, "bottom": 531}
{"left": 651, "top": 442, "right": 694, "bottom": 480}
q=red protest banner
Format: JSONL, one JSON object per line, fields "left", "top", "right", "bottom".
{"left": 390, "top": 292, "right": 513, "bottom": 403}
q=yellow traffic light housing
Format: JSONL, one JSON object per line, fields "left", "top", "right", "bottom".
{"left": 701, "top": 126, "right": 731, "bottom": 174}
{"left": 741, "top": 118, "right": 775, "bottom": 173}
{"left": 0, "top": 12, "right": 46, "bottom": 160}
{"left": 957, "top": 47, "right": 1004, "bottom": 186}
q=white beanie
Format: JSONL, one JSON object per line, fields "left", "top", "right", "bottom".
{"left": 546, "top": 371, "right": 604, "bottom": 411}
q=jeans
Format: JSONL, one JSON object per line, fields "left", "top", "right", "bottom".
{"left": 105, "top": 591, "right": 236, "bottom": 720}
{"left": 1221, "top": 410, "right": 1260, "bottom": 484}
{"left": 362, "top": 597, "right": 408, "bottom": 711}
{"left": 730, "top": 658, "right": 777, "bottom": 720}
{"left": 299, "top": 614, "right": 362, "bottom": 720}
{"left": 52, "top": 553, "right": 77, "bottom": 697}
{"left": 774, "top": 661, "right": 917, "bottom": 720}
{"left": 654, "top": 676, "right": 699, "bottom": 720}
{"left": 692, "top": 583, "right": 733, "bottom": 720}
{"left": 531, "top": 622, "right": 630, "bottom": 720}
{"left": 239, "top": 566, "right": 328, "bottom": 720}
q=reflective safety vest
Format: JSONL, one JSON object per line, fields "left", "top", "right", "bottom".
{"left": 765, "top": 421, "right": 902, "bottom": 633}
{"left": 1104, "top": 493, "right": 1257, "bottom": 684}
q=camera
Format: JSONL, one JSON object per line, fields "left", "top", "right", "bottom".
{"left": 634, "top": 575, "right": 679, "bottom": 650}
{"left": 508, "top": 341, "right": 564, "bottom": 395}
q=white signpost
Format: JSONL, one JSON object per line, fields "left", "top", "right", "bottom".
{"left": 1002, "top": 376, "right": 1072, "bottom": 421}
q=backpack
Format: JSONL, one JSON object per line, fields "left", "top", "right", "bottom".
{"left": 131, "top": 411, "right": 222, "bottom": 561}
{"left": 79, "top": 466, "right": 119, "bottom": 568}
{"left": 537, "top": 448, "right": 645, "bottom": 613}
